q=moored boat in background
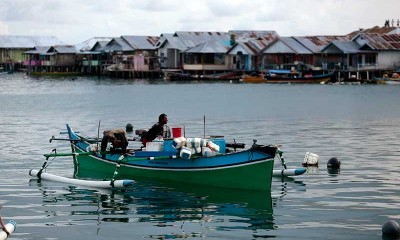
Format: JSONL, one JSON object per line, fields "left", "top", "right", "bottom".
{"left": 241, "top": 70, "right": 333, "bottom": 84}
{"left": 164, "top": 70, "right": 242, "bottom": 81}
{"left": 374, "top": 72, "right": 400, "bottom": 84}
{"left": 29, "top": 71, "right": 82, "bottom": 77}
{"left": 264, "top": 70, "right": 333, "bottom": 84}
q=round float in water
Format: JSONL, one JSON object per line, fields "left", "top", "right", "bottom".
{"left": 382, "top": 220, "right": 400, "bottom": 237}
{"left": 327, "top": 157, "right": 341, "bottom": 169}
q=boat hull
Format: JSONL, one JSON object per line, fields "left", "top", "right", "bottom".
{"left": 242, "top": 72, "right": 333, "bottom": 84}
{"left": 72, "top": 145, "right": 275, "bottom": 190}
{"left": 265, "top": 73, "right": 333, "bottom": 83}
{"left": 30, "top": 71, "right": 82, "bottom": 77}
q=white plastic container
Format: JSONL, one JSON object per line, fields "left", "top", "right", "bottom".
{"left": 186, "top": 138, "right": 203, "bottom": 148}
{"left": 146, "top": 141, "right": 164, "bottom": 151}
{"left": 207, "top": 141, "right": 220, "bottom": 152}
{"left": 180, "top": 146, "right": 192, "bottom": 159}
{"left": 202, "top": 147, "right": 215, "bottom": 157}
{"left": 303, "top": 152, "right": 319, "bottom": 166}
{"left": 173, "top": 137, "right": 186, "bottom": 149}
{"left": 87, "top": 144, "right": 99, "bottom": 152}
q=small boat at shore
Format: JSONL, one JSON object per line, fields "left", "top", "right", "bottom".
{"left": 163, "top": 70, "right": 196, "bottom": 81}
{"left": 164, "top": 70, "right": 242, "bottom": 81}
{"left": 199, "top": 71, "right": 242, "bottom": 81}
{"left": 29, "top": 71, "right": 82, "bottom": 77}
{"left": 242, "top": 70, "right": 333, "bottom": 84}
{"left": 374, "top": 72, "right": 400, "bottom": 84}
{"left": 44, "top": 124, "right": 278, "bottom": 191}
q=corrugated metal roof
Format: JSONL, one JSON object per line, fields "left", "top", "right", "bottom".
{"left": 227, "top": 38, "right": 276, "bottom": 55}
{"left": 227, "top": 43, "right": 252, "bottom": 55}
{"left": 25, "top": 45, "right": 79, "bottom": 55}
{"left": 264, "top": 37, "right": 312, "bottom": 54}
{"left": 348, "top": 26, "right": 398, "bottom": 37}
{"left": 91, "top": 41, "right": 110, "bottom": 51}
{"left": 227, "top": 41, "right": 257, "bottom": 55}
{"left": 156, "top": 33, "right": 187, "bottom": 51}
{"left": 75, "top": 37, "right": 113, "bottom": 52}
{"left": 228, "top": 30, "right": 279, "bottom": 41}
{"left": 281, "top": 37, "right": 312, "bottom": 54}
{"left": 185, "top": 40, "right": 229, "bottom": 53}
{"left": 0, "top": 35, "right": 64, "bottom": 48}
{"left": 51, "top": 45, "right": 79, "bottom": 54}
{"left": 321, "top": 41, "right": 361, "bottom": 54}
{"left": 24, "top": 46, "right": 51, "bottom": 54}
{"left": 355, "top": 33, "right": 400, "bottom": 50}
{"left": 101, "top": 37, "right": 134, "bottom": 52}
{"left": 174, "top": 31, "right": 230, "bottom": 48}
{"left": 121, "top": 35, "right": 159, "bottom": 50}
{"left": 240, "top": 41, "right": 259, "bottom": 55}
{"left": 248, "top": 38, "right": 276, "bottom": 50}
{"left": 294, "top": 35, "right": 351, "bottom": 53}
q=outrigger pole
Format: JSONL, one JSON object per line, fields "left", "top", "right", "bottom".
{"left": 49, "top": 135, "right": 139, "bottom": 143}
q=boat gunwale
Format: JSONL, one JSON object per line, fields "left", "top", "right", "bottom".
{"left": 72, "top": 142, "right": 275, "bottom": 171}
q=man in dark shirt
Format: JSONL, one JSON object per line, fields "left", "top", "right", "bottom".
{"left": 143, "top": 113, "right": 168, "bottom": 145}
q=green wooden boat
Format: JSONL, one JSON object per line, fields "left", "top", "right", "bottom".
{"left": 56, "top": 125, "right": 277, "bottom": 191}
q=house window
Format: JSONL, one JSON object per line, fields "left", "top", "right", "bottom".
{"left": 204, "top": 54, "right": 214, "bottom": 64}
{"left": 365, "top": 54, "right": 376, "bottom": 65}
{"left": 214, "top": 54, "right": 224, "bottom": 65}
{"left": 160, "top": 52, "right": 165, "bottom": 63}
{"left": 184, "top": 53, "right": 201, "bottom": 64}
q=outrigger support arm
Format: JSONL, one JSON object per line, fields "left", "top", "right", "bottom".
{"left": 37, "top": 149, "right": 58, "bottom": 179}
{"left": 276, "top": 147, "right": 287, "bottom": 169}
{"left": 110, "top": 154, "right": 128, "bottom": 188}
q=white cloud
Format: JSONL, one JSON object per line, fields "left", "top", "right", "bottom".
{"left": 0, "top": 22, "right": 9, "bottom": 34}
{"left": 0, "top": 0, "right": 399, "bottom": 44}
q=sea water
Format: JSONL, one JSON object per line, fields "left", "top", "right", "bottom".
{"left": 0, "top": 73, "right": 400, "bottom": 239}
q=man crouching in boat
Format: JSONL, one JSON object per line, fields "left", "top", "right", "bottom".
{"left": 142, "top": 113, "right": 170, "bottom": 146}
{"left": 100, "top": 129, "right": 128, "bottom": 158}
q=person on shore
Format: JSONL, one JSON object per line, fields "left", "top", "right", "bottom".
{"left": 100, "top": 129, "right": 128, "bottom": 158}
{"left": 142, "top": 113, "right": 170, "bottom": 145}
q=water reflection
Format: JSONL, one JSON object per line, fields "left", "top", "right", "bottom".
{"left": 29, "top": 177, "right": 275, "bottom": 238}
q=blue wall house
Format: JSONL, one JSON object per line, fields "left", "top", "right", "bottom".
{"left": 155, "top": 33, "right": 187, "bottom": 69}
{"left": 227, "top": 31, "right": 278, "bottom": 71}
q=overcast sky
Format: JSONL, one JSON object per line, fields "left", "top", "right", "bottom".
{"left": 0, "top": 0, "right": 399, "bottom": 44}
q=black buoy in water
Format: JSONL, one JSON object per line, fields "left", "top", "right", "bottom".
{"left": 382, "top": 220, "right": 400, "bottom": 237}
{"left": 126, "top": 123, "right": 133, "bottom": 133}
{"left": 327, "top": 157, "right": 341, "bottom": 169}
